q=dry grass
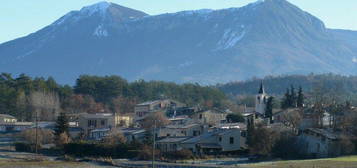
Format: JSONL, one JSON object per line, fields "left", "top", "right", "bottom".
{"left": 241, "top": 156, "right": 357, "bottom": 168}
{"left": 0, "top": 161, "right": 116, "bottom": 168}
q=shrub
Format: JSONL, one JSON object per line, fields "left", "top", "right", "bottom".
{"left": 14, "top": 142, "right": 32, "bottom": 152}
{"left": 63, "top": 141, "right": 138, "bottom": 158}
{"left": 20, "top": 128, "right": 54, "bottom": 146}
{"left": 163, "top": 149, "right": 194, "bottom": 160}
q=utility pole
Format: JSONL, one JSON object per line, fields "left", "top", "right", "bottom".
{"left": 152, "top": 120, "right": 156, "bottom": 168}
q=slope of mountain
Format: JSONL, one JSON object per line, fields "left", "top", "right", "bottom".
{"left": 1, "top": 0, "right": 356, "bottom": 84}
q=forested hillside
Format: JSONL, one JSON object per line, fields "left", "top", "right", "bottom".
{"left": 0, "top": 73, "right": 226, "bottom": 121}
{"left": 218, "top": 74, "right": 357, "bottom": 96}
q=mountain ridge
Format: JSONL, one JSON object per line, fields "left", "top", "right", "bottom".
{"left": 1, "top": 0, "right": 357, "bottom": 84}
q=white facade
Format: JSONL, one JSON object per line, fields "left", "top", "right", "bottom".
{"left": 255, "top": 82, "right": 269, "bottom": 115}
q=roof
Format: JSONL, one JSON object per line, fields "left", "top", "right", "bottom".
{"left": 304, "top": 128, "right": 338, "bottom": 140}
{"left": 183, "top": 128, "right": 238, "bottom": 144}
{"left": 81, "top": 113, "right": 113, "bottom": 119}
{"left": 216, "top": 123, "right": 246, "bottom": 130}
{"left": 258, "top": 81, "right": 265, "bottom": 94}
{"left": 165, "top": 124, "right": 199, "bottom": 129}
{"left": 198, "top": 143, "right": 222, "bottom": 149}
{"left": 91, "top": 128, "right": 110, "bottom": 133}
{"left": 157, "top": 136, "right": 191, "bottom": 143}
{"left": 120, "top": 128, "right": 146, "bottom": 135}
{"left": 0, "top": 114, "right": 16, "bottom": 119}
{"left": 137, "top": 100, "right": 161, "bottom": 106}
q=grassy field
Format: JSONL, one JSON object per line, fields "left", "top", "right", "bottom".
{"left": 242, "top": 156, "right": 357, "bottom": 168}
{"left": 0, "top": 161, "right": 117, "bottom": 168}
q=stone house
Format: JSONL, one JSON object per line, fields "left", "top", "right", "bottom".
{"left": 157, "top": 128, "right": 247, "bottom": 155}
{"left": 78, "top": 113, "right": 115, "bottom": 136}
{"left": 298, "top": 128, "right": 341, "bottom": 158}
{"left": 191, "top": 110, "right": 227, "bottom": 126}
{"left": 158, "top": 124, "right": 208, "bottom": 138}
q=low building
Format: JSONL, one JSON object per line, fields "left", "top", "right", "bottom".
{"left": 89, "top": 128, "right": 111, "bottom": 140}
{"left": 135, "top": 99, "right": 185, "bottom": 121}
{"left": 157, "top": 128, "right": 247, "bottom": 155}
{"left": 120, "top": 128, "right": 147, "bottom": 143}
{"left": 158, "top": 124, "right": 207, "bottom": 137}
{"left": 191, "top": 110, "right": 227, "bottom": 126}
{"left": 115, "top": 113, "right": 134, "bottom": 127}
{"left": 0, "top": 114, "right": 17, "bottom": 123}
{"left": 298, "top": 128, "right": 341, "bottom": 158}
{"left": 0, "top": 114, "right": 32, "bottom": 132}
{"left": 156, "top": 137, "right": 191, "bottom": 152}
{"left": 78, "top": 113, "right": 114, "bottom": 136}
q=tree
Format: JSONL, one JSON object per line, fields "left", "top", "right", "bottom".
{"left": 297, "top": 86, "right": 304, "bottom": 108}
{"left": 248, "top": 124, "right": 278, "bottom": 156}
{"left": 21, "top": 128, "right": 54, "bottom": 146}
{"left": 141, "top": 112, "right": 170, "bottom": 129}
{"left": 290, "top": 85, "right": 297, "bottom": 107}
{"left": 103, "top": 129, "right": 126, "bottom": 145}
{"left": 281, "top": 109, "right": 302, "bottom": 133}
{"left": 56, "top": 132, "right": 71, "bottom": 147}
{"left": 226, "top": 113, "right": 245, "bottom": 123}
{"left": 265, "top": 97, "right": 274, "bottom": 123}
{"left": 281, "top": 88, "right": 291, "bottom": 109}
{"left": 54, "top": 112, "right": 69, "bottom": 137}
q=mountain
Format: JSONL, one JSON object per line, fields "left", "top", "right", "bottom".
{"left": 1, "top": 0, "right": 357, "bottom": 84}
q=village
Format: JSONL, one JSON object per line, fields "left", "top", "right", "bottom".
{"left": 1, "top": 81, "right": 356, "bottom": 167}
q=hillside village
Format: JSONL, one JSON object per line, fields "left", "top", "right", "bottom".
{"left": 1, "top": 79, "right": 357, "bottom": 162}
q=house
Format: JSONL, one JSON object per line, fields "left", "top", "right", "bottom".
{"left": 157, "top": 128, "right": 247, "bottom": 155}
{"left": 78, "top": 113, "right": 114, "bottom": 136}
{"left": 115, "top": 113, "right": 134, "bottom": 127}
{"left": 89, "top": 128, "right": 111, "bottom": 140}
{"left": 120, "top": 128, "right": 147, "bottom": 143}
{"left": 158, "top": 124, "right": 208, "bottom": 137}
{"left": 298, "top": 128, "right": 341, "bottom": 158}
{"left": 191, "top": 110, "right": 227, "bottom": 126}
{"left": 156, "top": 137, "right": 191, "bottom": 152}
{"left": 0, "top": 114, "right": 32, "bottom": 132}
{"left": 134, "top": 99, "right": 185, "bottom": 121}
{"left": 0, "top": 114, "right": 17, "bottom": 123}
{"left": 182, "top": 128, "right": 247, "bottom": 155}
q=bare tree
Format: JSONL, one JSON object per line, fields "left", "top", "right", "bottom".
{"left": 281, "top": 109, "right": 302, "bottom": 133}
{"left": 29, "top": 91, "right": 61, "bottom": 121}
{"left": 21, "top": 128, "right": 54, "bottom": 145}
{"left": 102, "top": 128, "right": 126, "bottom": 145}
{"left": 141, "top": 112, "right": 170, "bottom": 129}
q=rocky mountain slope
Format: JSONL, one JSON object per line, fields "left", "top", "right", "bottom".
{"left": 1, "top": 0, "right": 356, "bottom": 84}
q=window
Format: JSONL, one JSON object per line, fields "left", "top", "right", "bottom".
{"left": 101, "top": 120, "right": 105, "bottom": 126}
{"left": 88, "top": 120, "right": 97, "bottom": 127}
{"left": 229, "top": 137, "right": 234, "bottom": 144}
{"left": 241, "top": 131, "right": 247, "bottom": 137}
{"left": 219, "top": 137, "right": 222, "bottom": 142}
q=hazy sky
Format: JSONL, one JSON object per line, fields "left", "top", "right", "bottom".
{"left": 1, "top": 0, "right": 356, "bottom": 43}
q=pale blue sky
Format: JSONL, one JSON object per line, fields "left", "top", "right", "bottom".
{"left": 1, "top": 0, "right": 356, "bottom": 44}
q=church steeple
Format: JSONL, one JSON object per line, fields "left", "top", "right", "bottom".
{"left": 258, "top": 81, "right": 265, "bottom": 94}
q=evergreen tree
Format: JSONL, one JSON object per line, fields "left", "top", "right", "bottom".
{"left": 297, "top": 86, "right": 304, "bottom": 108}
{"left": 246, "top": 116, "right": 255, "bottom": 148}
{"left": 290, "top": 85, "right": 297, "bottom": 107}
{"left": 266, "top": 97, "right": 274, "bottom": 123}
{"left": 281, "top": 88, "right": 290, "bottom": 109}
{"left": 54, "top": 112, "right": 69, "bottom": 137}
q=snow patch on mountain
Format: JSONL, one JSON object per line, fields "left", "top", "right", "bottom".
{"left": 353, "top": 57, "right": 357, "bottom": 63}
{"left": 93, "top": 24, "right": 108, "bottom": 37}
{"left": 80, "top": 1, "right": 110, "bottom": 17}
{"left": 216, "top": 28, "right": 246, "bottom": 50}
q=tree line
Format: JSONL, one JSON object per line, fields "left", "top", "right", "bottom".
{"left": 0, "top": 73, "right": 227, "bottom": 121}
